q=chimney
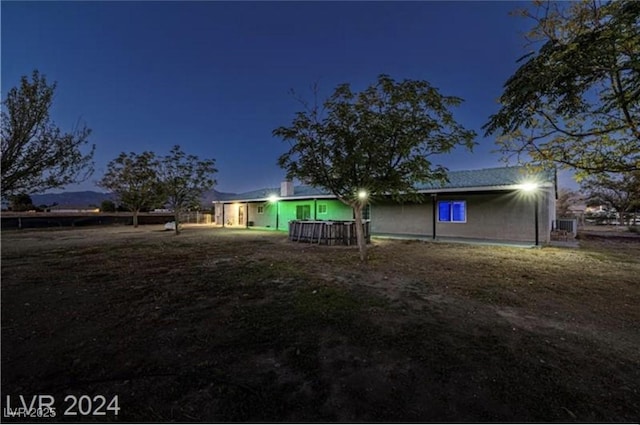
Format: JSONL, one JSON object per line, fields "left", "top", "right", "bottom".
{"left": 280, "top": 180, "right": 294, "bottom": 197}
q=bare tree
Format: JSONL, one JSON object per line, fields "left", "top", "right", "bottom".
{"left": 1, "top": 70, "right": 94, "bottom": 197}
{"left": 556, "top": 188, "right": 581, "bottom": 218}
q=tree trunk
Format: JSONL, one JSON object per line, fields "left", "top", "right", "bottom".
{"left": 174, "top": 210, "right": 180, "bottom": 235}
{"left": 133, "top": 210, "right": 139, "bottom": 228}
{"left": 353, "top": 204, "right": 367, "bottom": 262}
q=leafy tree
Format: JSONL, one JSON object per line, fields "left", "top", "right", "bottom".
{"left": 484, "top": 1, "right": 640, "bottom": 178}
{"left": 581, "top": 171, "right": 640, "bottom": 225}
{"left": 100, "top": 199, "right": 116, "bottom": 213}
{"left": 8, "top": 193, "right": 35, "bottom": 212}
{"left": 98, "top": 152, "right": 164, "bottom": 227}
{"left": 159, "top": 145, "right": 217, "bottom": 235}
{"left": 274, "top": 74, "right": 476, "bottom": 261}
{"left": 1, "top": 70, "right": 95, "bottom": 197}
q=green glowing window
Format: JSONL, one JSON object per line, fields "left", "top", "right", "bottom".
{"left": 296, "top": 205, "right": 311, "bottom": 220}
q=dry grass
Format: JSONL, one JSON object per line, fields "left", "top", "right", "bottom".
{"left": 2, "top": 225, "right": 639, "bottom": 422}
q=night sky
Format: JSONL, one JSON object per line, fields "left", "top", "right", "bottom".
{"left": 1, "top": 1, "right": 578, "bottom": 194}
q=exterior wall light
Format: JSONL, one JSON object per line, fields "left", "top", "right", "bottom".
{"left": 519, "top": 182, "right": 539, "bottom": 192}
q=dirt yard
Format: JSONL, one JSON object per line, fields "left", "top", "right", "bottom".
{"left": 1, "top": 226, "right": 639, "bottom": 422}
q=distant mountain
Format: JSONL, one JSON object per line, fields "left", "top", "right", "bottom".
{"left": 30, "top": 189, "right": 237, "bottom": 209}
{"left": 200, "top": 189, "right": 239, "bottom": 203}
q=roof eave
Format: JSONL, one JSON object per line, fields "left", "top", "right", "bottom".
{"left": 218, "top": 183, "right": 554, "bottom": 203}
{"left": 416, "top": 182, "right": 555, "bottom": 194}
{"left": 217, "top": 194, "right": 337, "bottom": 203}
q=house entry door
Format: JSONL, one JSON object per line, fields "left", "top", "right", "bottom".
{"left": 296, "top": 205, "right": 311, "bottom": 220}
{"left": 238, "top": 205, "right": 245, "bottom": 225}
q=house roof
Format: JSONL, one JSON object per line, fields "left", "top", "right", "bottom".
{"left": 217, "top": 166, "right": 555, "bottom": 203}
{"left": 414, "top": 166, "right": 554, "bottom": 190}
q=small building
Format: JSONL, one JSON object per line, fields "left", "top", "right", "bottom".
{"left": 151, "top": 208, "right": 173, "bottom": 213}
{"left": 214, "top": 166, "right": 557, "bottom": 245}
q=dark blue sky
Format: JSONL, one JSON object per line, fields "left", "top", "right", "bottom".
{"left": 1, "top": 1, "right": 578, "bottom": 193}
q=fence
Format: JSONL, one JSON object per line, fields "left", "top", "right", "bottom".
{"left": 179, "top": 212, "right": 212, "bottom": 224}
{"left": 288, "top": 220, "right": 371, "bottom": 245}
{"left": 1, "top": 213, "right": 174, "bottom": 230}
{"left": 553, "top": 218, "right": 577, "bottom": 237}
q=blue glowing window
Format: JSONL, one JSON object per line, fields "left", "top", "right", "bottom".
{"left": 438, "top": 201, "right": 466, "bottom": 223}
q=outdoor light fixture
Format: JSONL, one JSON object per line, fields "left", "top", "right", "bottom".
{"left": 358, "top": 190, "right": 368, "bottom": 200}
{"left": 519, "top": 182, "right": 539, "bottom": 192}
{"left": 268, "top": 194, "right": 279, "bottom": 203}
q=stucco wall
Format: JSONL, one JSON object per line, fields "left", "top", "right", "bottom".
{"left": 371, "top": 202, "right": 432, "bottom": 236}
{"left": 314, "top": 200, "right": 354, "bottom": 221}
{"left": 371, "top": 189, "right": 554, "bottom": 243}
{"left": 248, "top": 202, "right": 278, "bottom": 228}
{"left": 277, "top": 199, "right": 353, "bottom": 230}
{"left": 222, "top": 203, "right": 240, "bottom": 226}
{"left": 213, "top": 202, "right": 223, "bottom": 225}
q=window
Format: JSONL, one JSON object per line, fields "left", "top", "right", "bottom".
{"left": 438, "top": 201, "right": 466, "bottom": 223}
{"left": 296, "top": 205, "right": 311, "bottom": 220}
{"left": 257, "top": 205, "right": 264, "bottom": 214}
{"left": 318, "top": 204, "right": 327, "bottom": 214}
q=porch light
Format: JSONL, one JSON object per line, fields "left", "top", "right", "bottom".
{"left": 519, "top": 182, "right": 539, "bottom": 192}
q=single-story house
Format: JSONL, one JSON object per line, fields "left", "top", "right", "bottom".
{"left": 213, "top": 166, "right": 557, "bottom": 244}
